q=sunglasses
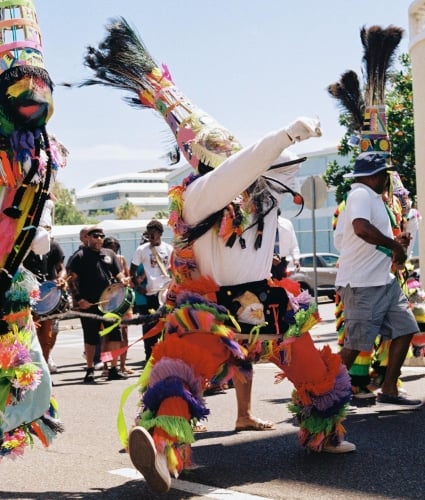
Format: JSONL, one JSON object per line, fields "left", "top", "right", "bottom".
{"left": 90, "top": 233, "right": 105, "bottom": 239}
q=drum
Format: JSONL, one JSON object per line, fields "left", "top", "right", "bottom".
{"left": 99, "top": 283, "right": 135, "bottom": 316}
{"left": 34, "top": 280, "right": 72, "bottom": 316}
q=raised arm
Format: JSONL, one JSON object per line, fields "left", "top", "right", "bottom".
{"left": 183, "top": 118, "right": 321, "bottom": 225}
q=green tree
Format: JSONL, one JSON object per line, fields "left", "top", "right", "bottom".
{"left": 114, "top": 201, "right": 140, "bottom": 220}
{"left": 154, "top": 209, "right": 169, "bottom": 219}
{"left": 386, "top": 54, "right": 415, "bottom": 197}
{"left": 52, "top": 182, "right": 89, "bottom": 225}
{"left": 323, "top": 54, "right": 415, "bottom": 204}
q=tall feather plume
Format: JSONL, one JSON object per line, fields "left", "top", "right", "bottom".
{"left": 327, "top": 70, "right": 364, "bottom": 132}
{"left": 360, "top": 25, "right": 404, "bottom": 106}
{"left": 81, "top": 17, "right": 157, "bottom": 108}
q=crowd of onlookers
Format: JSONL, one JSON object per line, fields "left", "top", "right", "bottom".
{"left": 27, "top": 218, "right": 173, "bottom": 384}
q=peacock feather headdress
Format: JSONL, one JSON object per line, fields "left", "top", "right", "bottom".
{"left": 82, "top": 17, "right": 242, "bottom": 174}
{"left": 328, "top": 25, "right": 404, "bottom": 156}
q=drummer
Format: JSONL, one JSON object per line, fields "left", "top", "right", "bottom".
{"left": 23, "top": 222, "right": 67, "bottom": 367}
{"left": 67, "top": 225, "right": 128, "bottom": 383}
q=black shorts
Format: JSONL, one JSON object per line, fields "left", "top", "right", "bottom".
{"left": 81, "top": 306, "right": 122, "bottom": 345}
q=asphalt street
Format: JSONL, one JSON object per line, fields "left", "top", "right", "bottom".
{"left": 1, "top": 300, "right": 424, "bottom": 500}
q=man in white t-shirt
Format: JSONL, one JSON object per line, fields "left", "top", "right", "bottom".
{"left": 130, "top": 219, "right": 173, "bottom": 360}
{"left": 335, "top": 152, "right": 422, "bottom": 410}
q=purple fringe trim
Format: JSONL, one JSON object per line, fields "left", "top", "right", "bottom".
{"left": 150, "top": 357, "right": 202, "bottom": 397}
{"left": 144, "top": 377, "right": 209, "bottom": 420}
{"left": 308, "top": 365, "right": 352, "bottom": 417}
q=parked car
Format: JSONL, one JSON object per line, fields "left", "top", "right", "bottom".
{"left": 287, "top": 252, "right": 339, "bottom": 300}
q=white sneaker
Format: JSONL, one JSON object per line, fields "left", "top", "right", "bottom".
{"left": 323, "top": 440, "right": 356, "bottom": 454}
{"left": 48, "top": 357, "right": 58, "bottom": 374}
{"left": 128, "top": 426, "right": 171, "bottom": 494}
{"left": 94, "top": 362, "right": 104, "bottom": 370}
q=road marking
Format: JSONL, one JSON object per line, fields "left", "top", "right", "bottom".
{"left": 109, "top": 468, "right": 273, "bottom": 499}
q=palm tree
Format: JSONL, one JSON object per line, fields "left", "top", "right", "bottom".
{"left": 114, "top": 201, "right": 140, "bottom": 220}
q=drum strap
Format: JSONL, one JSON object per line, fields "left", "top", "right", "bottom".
{"left": 150, "top": 245, "right": 168, "bottom": 277}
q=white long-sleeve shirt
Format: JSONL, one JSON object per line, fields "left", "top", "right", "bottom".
{"left": 183, "top": 127, "right": 301, "bottom": 286}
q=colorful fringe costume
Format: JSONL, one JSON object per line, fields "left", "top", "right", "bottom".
{"left": 83, "top": 18, "right": 351, "bottom": 493}
{"left": 0, "top": 0, "right": 64, "bottom": 460}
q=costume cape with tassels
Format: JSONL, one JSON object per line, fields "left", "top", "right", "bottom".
{"left": 0, "top": 0, "right": 66, "bottom": 460}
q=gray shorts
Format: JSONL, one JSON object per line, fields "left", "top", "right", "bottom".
{"left": 337, "top": 280, "right": 419, "bottom": 352}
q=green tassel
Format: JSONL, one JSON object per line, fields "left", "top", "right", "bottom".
{"left": 140, "top": 413, "right": 195, "bottom": 444}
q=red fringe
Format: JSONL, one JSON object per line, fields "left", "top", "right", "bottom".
{"left": 152, "top": 332, "right": 232, "bottom": 380}
{"left": 156, "top": 396, "right": 191, "bottom": 419}
{"left": 271, "top": 333, "right": 342, "bottom": 405}
{"left": 30, "top": 422, "right": 48, "bottom": 447}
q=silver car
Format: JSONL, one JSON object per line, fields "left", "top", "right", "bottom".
{"left": 288, "top": 252, "right": 339, "bottom": 300}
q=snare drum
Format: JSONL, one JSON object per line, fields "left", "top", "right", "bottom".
{"left": 34, "top": 280, "right": 71, "bottom": 316}
{"left": 98, "top": 283, "right": 135, "bottom": 316}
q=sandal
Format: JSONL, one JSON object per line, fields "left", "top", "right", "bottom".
{"left": 193, "top": 423, "right": 208, "bottom": 433}
{"left": 235, "top": 417, "right": 275, "bottom": 432}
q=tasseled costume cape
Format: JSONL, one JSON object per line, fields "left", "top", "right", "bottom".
{"left": 0, "top": 0, "right": 66, "bottom": 459}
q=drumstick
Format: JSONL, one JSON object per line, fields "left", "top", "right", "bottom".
{"left": 92, "top": 299, "right": 109, "bottom": 306}
{"left": 39, "top": 289, "right": 58, "bottom": 300}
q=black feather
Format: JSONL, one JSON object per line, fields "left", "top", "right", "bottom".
{"left": 327, "top": 70, "right": 364, "bottom": 132}
{"left": 81, "top": 17, "right": 157, "bottom": 108}
{"left": 361, "top": 25, "right": 403, "bottom": 106}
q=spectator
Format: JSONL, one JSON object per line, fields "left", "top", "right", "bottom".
{"left": 130, "top": 220, "right": 173, "bottom": 361}
{"left": 132, "top": 262, "right": 148, "bottom": 315}
{"left": 276, "top": 209, "right": 300, "bottom": 269}
{"left": 404, "top": 198, "right": 421, "bottom": 259}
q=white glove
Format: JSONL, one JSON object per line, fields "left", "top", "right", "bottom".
{"left": 285, "top": 117, "right": 322, "bottom": 143}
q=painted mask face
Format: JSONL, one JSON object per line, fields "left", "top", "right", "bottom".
{"left": 4, "top": 74, "right": 54, "bottom": 128}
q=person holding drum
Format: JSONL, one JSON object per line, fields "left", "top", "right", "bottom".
{"left": 67, "top": 225, "right": 129, "bottom": 383}
{"left": 130, "top": 220, "right": 173, "bottom": 362}
{"left": 102, "top": 236, "right": 135, "bottom": 376}
{"left": 23, "top": 225, "right": 67, "bottom": 367}
{"left": 66, "top": 226, "right": 89, "bottom": 275}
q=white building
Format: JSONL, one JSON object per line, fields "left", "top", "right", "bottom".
{"left": 75, "top": 169, "right": 172, "bottom": 220}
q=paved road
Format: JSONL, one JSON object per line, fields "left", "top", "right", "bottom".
{"left": 1, "top": 300, "right": 424, "bottom": 500}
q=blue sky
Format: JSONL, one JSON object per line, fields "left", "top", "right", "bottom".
{"left": 35, "top": 0, "right": 412, "bottom": 192}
